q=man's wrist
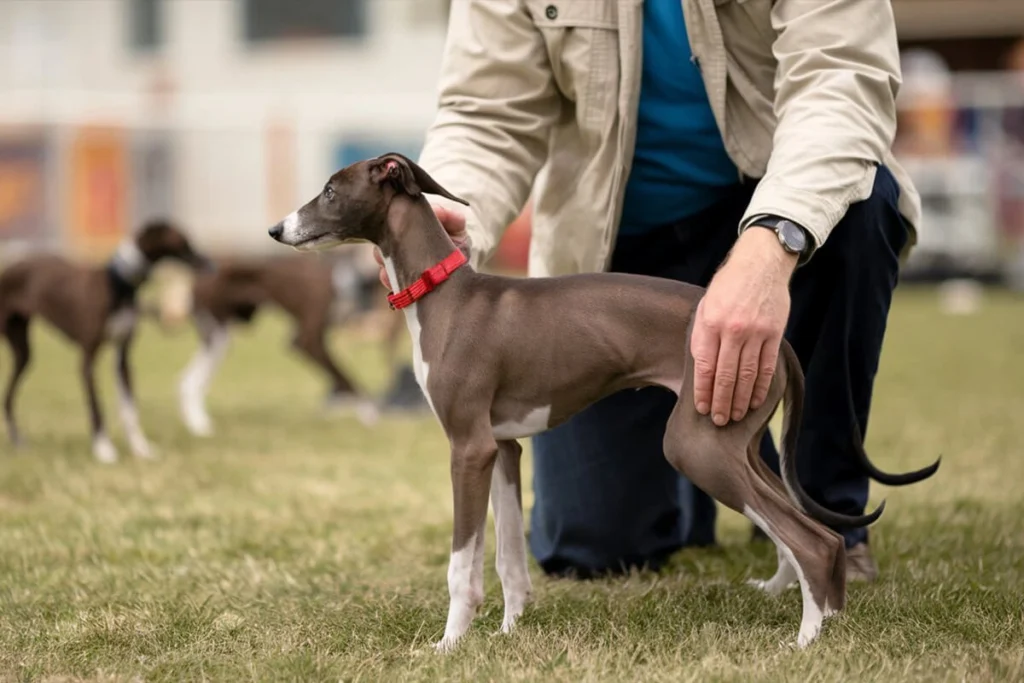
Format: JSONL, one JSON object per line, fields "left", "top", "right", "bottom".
{"left": 736, "top": 227, "right": 799, "bottom": 276}
{"left": 746, "top": 214, "right": 813, "bottom": 266}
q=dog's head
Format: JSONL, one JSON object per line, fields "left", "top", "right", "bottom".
{"left": 268, "top": 153, "right": 468, "bottom": 251}
{"left": 134, "top": 219, "right": 212, "bottom": 271}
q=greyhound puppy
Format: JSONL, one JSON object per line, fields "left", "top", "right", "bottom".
{"left": 178, "top": 251, "right": 394, "bottom": 436}
{"left": 0, "top": 219, "right": 210, "bottom": 462}
{"left": 268, "top": 154, "right": 940, "bottom": 650}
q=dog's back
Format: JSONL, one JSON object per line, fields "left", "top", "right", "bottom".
{"left": 0, "top": 254, "right": 110, "bottom": 340}
{"left": 190, "top": 253, "right": 366, "bottom": 325}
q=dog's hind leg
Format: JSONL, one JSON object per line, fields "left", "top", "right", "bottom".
{"left": 179, "top": 312, "right": 230, "bottom": 437}
{"left": 491, "top": 439, "right": 532, "bottom": 635}
{"left": 436, "top": 426, "right": 499, "bottom": 653}
{"left": 81, "top": 348, "right": 116, "bottom": 463}
{"left": 745, "top": 431, "right": 798, "bottom": 596}
{"left": 741, "top": 473, "right": 846, "bottom": 647}
{"left": 663, "top": 405, "right": 841, "bottom": 649}
{"left": 294, "top": 324, "right": 378, "bottom": 425}
{"left": 115, "top": 330, "right": 155, "bottom": 459}
{"left": 3, "top": 313, "right": 31, "bottom": 447}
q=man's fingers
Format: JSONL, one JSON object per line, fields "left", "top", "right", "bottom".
{"left": 432, "top": 204, "right": 467, "bottom": 239}
{"left": 373, "top": 247, "right": 391, "bottom": 290}
{"left": 691, "top": 307, "right": 719, "bottom": 416}
{"left": 750, "top": 338, "right": 781, "bottom": 411}
{"left": 711, "top": 335, "right": 744, "bottom": 427}
{"left": 731, "top": 339, "right": 763, "bottom": 421}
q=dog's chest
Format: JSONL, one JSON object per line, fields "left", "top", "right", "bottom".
{"left": 402, "top": 305, "right": 435, "bottom": 411}
{"left": 105, "top": 307, "right": 137, "bottom": 341}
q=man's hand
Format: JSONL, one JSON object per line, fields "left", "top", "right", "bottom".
{"left": 691, "top": 227, "right": 799, "bottom": 426}
{"left": 373, "top": 204, "right": 471, "bottom": 290}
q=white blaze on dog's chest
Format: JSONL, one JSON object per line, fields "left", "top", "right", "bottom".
{"left": 383, "top": 257, "right": 436, "bottom": 416}
{"left": 492, "top": 405, "right": 552, "bottom": 439}
{"left": 105, "top": 308, "right": 137, "bottom": 341}
{"left": 110, "top": 240, "right": 150, "bottom": 286}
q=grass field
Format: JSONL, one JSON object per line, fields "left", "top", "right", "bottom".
{"left": 0, "top": 284, "right": 1022, "bottom": 682}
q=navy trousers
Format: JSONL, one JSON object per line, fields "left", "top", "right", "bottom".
{"left": 528, "top": 167, "right": 910, "bottom": 577}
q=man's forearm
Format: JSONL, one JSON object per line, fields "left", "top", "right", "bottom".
{"left": 738, "top": 0, "right": 903, "bottom": 258}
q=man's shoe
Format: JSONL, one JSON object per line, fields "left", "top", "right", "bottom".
{"left": 845, "top": 542, "right": 879, "bottom": 583}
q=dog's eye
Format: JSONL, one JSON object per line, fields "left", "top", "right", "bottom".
{"left": 323, "top": 186, "right": 335, "bottom": 200}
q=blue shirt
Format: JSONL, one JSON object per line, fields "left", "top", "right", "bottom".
{"left": 618, "top": 0, "right": 740, "bottom": 236}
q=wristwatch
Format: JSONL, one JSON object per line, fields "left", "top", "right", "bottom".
{"left": 749, "top": 215, "right": 810, "bottom": 260}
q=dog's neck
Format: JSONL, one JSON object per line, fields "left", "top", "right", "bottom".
{"left": 107, "top": 238, "right": 152, "bottom": 291}
{"left": 377, "top": 199, "right": 465, "bottom": 294}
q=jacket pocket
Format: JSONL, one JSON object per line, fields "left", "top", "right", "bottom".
{"left": 525, "top": 0, "right": 619, "bottom": 107}
{"left": 528, "top": 0, "right": 618, "bottom": 30}
{"left": 713, "top": 0, "right": 776, "bottom": 49}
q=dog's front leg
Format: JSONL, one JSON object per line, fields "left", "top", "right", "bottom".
{"left": 82, "top": 349, "right": 117, "bottom": 463}
{"left": 436, "top": 433, "right": 498, "bottom": 653}
{"left": 491, "top": 439, "right": 532, "bottom": 635}
{"left": 180, "top": 313, "right": 230, "bottom": 437}
{"left": 115, "top": 332, "right": 155, "bottom": 459}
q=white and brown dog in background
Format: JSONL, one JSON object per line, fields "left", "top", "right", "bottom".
{"left": 177, "top": 250, "right": 402, "bottom": 436}
{"left": 0, "top": 219, "right": 211, "bottom": 462}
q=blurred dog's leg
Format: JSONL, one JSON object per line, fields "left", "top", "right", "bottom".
{"left": 180, "top": 312, "right": 230, "bottom": 437}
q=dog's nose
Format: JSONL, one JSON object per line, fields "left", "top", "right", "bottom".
{"left": 268, "top": 223, "right": 284, "bottom": 241}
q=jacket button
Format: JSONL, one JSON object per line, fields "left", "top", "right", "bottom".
{"left": 545, "top": 5, "right": 558, "bottom": 20}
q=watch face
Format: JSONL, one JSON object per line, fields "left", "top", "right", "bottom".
{"left": 780, "top": 221, "right": 807, "bottom": 253}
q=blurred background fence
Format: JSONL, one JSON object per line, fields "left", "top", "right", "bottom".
{"left": 1, "top": 0, "right": 1024, "bottom": 285}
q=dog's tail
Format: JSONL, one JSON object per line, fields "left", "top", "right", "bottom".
{"left": 844, "top": 367, "right": 941, "bottom": 487}
{"left": 778, "top": 342, "right": 886, "bottom": 530}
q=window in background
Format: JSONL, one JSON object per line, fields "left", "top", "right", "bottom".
{"left": 243, "top": 0, "right": 366, "bottom": 43}
{"left": 128, "top": 0, "right": 163, "bottom": 51}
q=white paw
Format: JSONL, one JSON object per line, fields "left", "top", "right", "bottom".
{"left": 92, "top": 435, "right": 118, "bottom": 464}
{"left": 498, "top": 597, "right": 529, "bottom": 635}
{"left": 183, "top": 409, "right": 213, "bottom": 437}
{"left": 433, "top": 636, "right": 459, "bottom": 654}
{"left": 746, "top": 577, "right": 796, "bottom": 596}
{"left": 500, "top": 616, "right": 519, "bottom": 635}
{"left": 796, "top": 623, "right": 821, "bottom": 649}
{"left": 355, "top": 400, "right": 380, "bottom": 427}
{"left": 324, "top": 394, "right": 380, "bottom": 427}
{"left": 187, "top": 418, "right": 213, "bottom": 437}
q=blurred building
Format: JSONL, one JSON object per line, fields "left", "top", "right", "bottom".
{"left": 892, "top": 1, "right": 1024, "bottom": 282}
{"left": 1, "top": 0, "right": 1023, "bottom": 282}
{"left": 0, "top": 0, "right": 449, "bottom": 260}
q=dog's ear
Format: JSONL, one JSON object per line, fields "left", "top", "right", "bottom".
{"left": 370, "top": 153, "right": 470, "bottom": 206}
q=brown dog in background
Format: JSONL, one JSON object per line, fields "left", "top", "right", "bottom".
{"left": 177, "top": 249, "right": 401, "bottom": 436}
{"left": 0, "top": 219, "right": 210, "bottom": 462}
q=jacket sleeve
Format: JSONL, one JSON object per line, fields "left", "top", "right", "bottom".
{"left": 416, "top": 0, "right": 561, "bottom": 269}
{"left": 738, "top": 0, "right": 904, "bottom": 257}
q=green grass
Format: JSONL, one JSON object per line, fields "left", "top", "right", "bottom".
{"left": 0, "top": 285, "right": 1022, "bottom": 682}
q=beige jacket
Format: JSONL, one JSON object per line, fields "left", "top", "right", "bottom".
{"left": 417, "top": 0, "right": 921, "bottom": 276}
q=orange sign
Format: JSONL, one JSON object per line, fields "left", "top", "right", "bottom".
{"left": 68, "top": 127, "right": 130, "bottom": 252}
{"left": 0, "top": 130, "right": 48, "bottom": 240}
{"left": 0, "top": 161, "right": 41, "bottom": 229}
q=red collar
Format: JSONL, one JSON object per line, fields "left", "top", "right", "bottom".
{"left": 387, "top": 249, "right": 467, "bottom": 310}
